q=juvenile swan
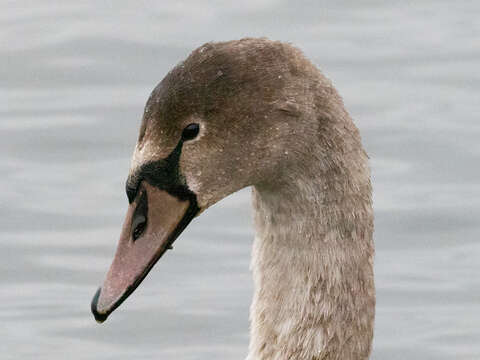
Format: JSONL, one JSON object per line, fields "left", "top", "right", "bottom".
{"left": 91, "top": 38, "right": 374, "bottom": 360}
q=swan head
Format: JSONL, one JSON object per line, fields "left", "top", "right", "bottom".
{"left": 91, "top": 38, "right": 338, "bottom": 322}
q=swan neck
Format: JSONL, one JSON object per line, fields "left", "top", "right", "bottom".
{"left": 248, "top": 160, "right": 374, "bottom": 360}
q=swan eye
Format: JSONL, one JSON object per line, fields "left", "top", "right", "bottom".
{"left": 182, "top": 123, "right": 200, "bottom": 141}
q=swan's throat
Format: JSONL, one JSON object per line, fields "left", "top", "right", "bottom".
{"left": 248, "top": 170, "right": 374, "bottom": 360}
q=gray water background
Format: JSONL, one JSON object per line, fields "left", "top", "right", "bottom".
{"left": 2, "top": 1, "right": 479, "bottom": 359}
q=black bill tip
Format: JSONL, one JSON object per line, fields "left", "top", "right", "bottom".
{"left": 91, "top": 287, "right": 109, "bottom": 323}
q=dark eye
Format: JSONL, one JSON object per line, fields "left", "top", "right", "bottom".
{"left": 131, "top": 190, "right": 148, "bottom": 241}
{"left": 182, "top": 123, "right": 200, "bottom": 141}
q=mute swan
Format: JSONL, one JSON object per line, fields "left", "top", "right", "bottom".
{"left": 91, "top": 38, "right": 374, "bottom": 360}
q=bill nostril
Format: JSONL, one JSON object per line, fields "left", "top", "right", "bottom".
{"left": 131, "top": 189, "right": 149, "bottom": 241}
{"left": 132, "top": 215, "right": 147, "bottom": 241}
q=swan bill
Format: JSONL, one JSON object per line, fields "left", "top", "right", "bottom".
{"left": 91, "top": 182, "right": 198, "bottom": 323}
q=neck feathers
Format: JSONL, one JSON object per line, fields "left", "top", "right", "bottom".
{"left": 248, "top": 114, "right": 374, "bottom": 360}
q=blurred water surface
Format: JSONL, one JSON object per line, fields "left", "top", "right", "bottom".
{"left": 2, "top": 1, "right": 480, "bottom": 359}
